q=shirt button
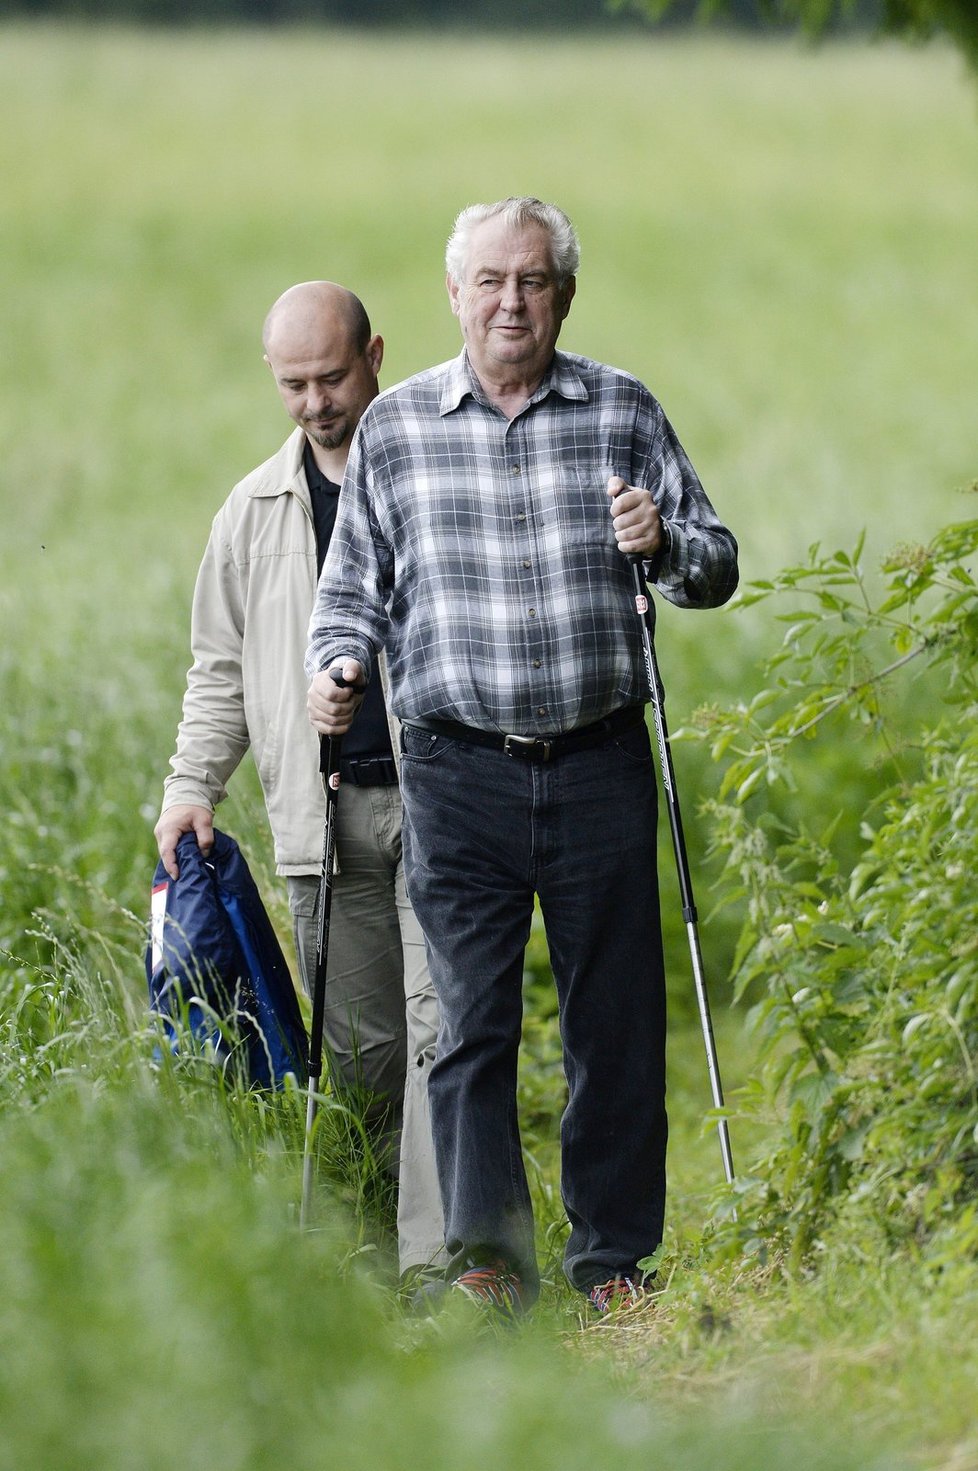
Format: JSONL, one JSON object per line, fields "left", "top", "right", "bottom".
{"left": 522, "top": 559, "right": 531, "bottom": 569}
{"left": 516, "top": 513, "right": 526, "bottom": 522}
{"left": 537, "top": 707, "right": 548, "bottom": 717}
{"left": 532, "top": 660, "right": 542, "bottom": 669}
{"left": 527, "top": 608, "right": 536, "bottom": 618}
{"left": 512, "top": 464, "right": 521, "bottom": 475}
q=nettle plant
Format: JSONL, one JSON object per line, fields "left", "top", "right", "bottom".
{"left": 696, "top": 506, "right": 978, "bottom": 1268}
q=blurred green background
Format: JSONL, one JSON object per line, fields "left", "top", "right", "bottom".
{"left": 1, "top": 19, "right": 976, "bottom": 1469}
{"left": 3, "top": 19, "right": 974, "bottom": 975}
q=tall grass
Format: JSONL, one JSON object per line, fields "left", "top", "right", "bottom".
{"left": 1, "top": 23, "right": 976, "bottom": 1470}
{"left": 4, "top": 22, "right": 975, "bottom": 898}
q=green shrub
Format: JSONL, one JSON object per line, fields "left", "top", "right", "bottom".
{"left": 698, "top": 506, "right": 978, "bottom": 1266}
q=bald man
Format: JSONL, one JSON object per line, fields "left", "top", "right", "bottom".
{"left": 155, "top": 283, "right": 445, "bottom": 1282}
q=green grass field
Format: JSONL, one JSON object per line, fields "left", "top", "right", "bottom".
{"left": 1, "top": 21, "right": 977, "bottom": 1471}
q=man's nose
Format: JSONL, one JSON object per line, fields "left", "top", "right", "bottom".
{"left": 499, "top": 276, "right": 525, "bottom": 312}
{"left": 307, "top": 385, "right": 332, "bottom": 413}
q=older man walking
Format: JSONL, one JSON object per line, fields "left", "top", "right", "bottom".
{"left": 306, "top": 203, "right": 738, "bottom": 1316}
{"left": 156, "top": 281, "right": 444, "bottom": 1281}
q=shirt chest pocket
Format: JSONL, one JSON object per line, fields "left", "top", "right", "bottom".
{"left": 534, "top": 469, "right": 619, "bottom": 555}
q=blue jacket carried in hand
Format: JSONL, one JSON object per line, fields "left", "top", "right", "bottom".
{"left": 146, "top": 829, "right": 308, "bottom": 1088}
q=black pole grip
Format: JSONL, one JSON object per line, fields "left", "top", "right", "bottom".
{"left": 318, "top": 668, "right": 356, "bottom": 773}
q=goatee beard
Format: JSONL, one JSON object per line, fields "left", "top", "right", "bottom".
{"left": 307, "top": 421, "right": 344, "bottom": 450}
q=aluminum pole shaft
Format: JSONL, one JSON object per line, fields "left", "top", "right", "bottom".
{"left": 300, "top": 727, "right": 343, "bottom": 1228}
{"left": 628, "top": 555, "right": 735, "bottom": 1184}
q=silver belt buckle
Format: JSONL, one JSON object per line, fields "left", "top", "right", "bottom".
{"left": 503, "top": 733, "right": 552, "bottom": 761}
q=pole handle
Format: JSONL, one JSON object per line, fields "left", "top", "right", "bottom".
{"left": 318, "top": 666, "right": 359, "bottom": 773}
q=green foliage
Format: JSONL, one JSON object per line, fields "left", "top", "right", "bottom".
{"left": 699, "top": 506, "right": 978, "bottom": 1265}
{"left": 881, "top": 0, "right": 978, "bottom": 68}
{"left": 617, "top": 0, "right": 978, "bottom": 70}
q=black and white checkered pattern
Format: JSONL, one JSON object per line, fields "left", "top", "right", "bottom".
{"left": 307, "top": 350, "right": 738, "bottom": 737}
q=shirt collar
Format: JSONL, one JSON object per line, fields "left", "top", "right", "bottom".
{"left": 438, "top": 348, "right": 589, "bottom": 417}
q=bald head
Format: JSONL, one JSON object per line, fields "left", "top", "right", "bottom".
{"left": 262, "top": 281, "right": 372, "bottom": 359}
{"left": 262, "top": 281, "right": 383, "bottom": 479}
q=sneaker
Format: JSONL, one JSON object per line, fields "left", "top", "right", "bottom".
{"left": 451, "top": 1259, "right": 525, "bottom": 1320}
{"left": 400, "top": 1264, "right": 449, "bottom": 1314}
{"left": 586, "top": 1275, "right": 649, "bottom": 1315}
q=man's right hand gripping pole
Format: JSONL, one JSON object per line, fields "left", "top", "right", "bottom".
{"left": 307, "top": 660, "right": 366, "bottom": 736}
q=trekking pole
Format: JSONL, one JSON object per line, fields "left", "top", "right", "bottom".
{"left": 300, "top": 672, "right": 351, "bottom": 1228}
{"left": 626, "top": 552, "right": 735, "bottom": 1185}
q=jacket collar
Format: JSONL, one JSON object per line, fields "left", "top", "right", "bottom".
{"left": 248, "top": 425, "right": 311, "bottom": 512}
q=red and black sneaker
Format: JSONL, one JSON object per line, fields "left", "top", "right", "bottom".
{"left": 451, "top": 1260, "right": 526, "bottom": 1320}
{"left": 586, "top": 1276, "right": 650, "bottom": 1316}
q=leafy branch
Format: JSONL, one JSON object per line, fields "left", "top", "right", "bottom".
{"left": 687, "top": 517, "right": 978, "bottom": 806}
{"left": 696, "top": 507, "right": 978, "bottom": 1268}
{"left": 611, "top": 0, "right": 978, "bottom": 76}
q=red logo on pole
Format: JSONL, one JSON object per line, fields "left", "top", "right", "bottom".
{"left": 635, "top": 595, "right": 648, "bottom": 614}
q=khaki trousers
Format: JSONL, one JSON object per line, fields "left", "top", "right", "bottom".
{"left": 287, "top": 783, "right": 445, "bottom": 1275}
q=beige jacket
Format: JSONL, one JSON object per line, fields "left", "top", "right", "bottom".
{"left": 162, "top": 427, "right": 394, "bottom": 875}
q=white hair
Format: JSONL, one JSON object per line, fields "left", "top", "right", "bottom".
{"left": 445, "top": 197, "right": 580, "bottom": 286}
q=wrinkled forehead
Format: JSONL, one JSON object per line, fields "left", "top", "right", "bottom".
{"left": 463, "top": 219, "right": 557, "bottom": 279}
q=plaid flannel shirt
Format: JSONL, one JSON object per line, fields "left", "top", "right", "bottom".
{"left": 306, "top": 349, "right": 738, "bottom": 736}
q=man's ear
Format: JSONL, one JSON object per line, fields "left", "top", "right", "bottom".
{"left": 367, "top": 334, "right": 384, "bottom": 375}
{"left": 560, "top": 276, "right": 576, "bottom": 322}
{"left": 446, "top": 272, "right": 462, "bottom": 318}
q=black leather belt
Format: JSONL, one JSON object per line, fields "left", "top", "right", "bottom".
{"left": 404, "top": 704, "right": 645, "bottom": 764}
{"left": 339, "top": 755, "right": 398, "bottom": 787}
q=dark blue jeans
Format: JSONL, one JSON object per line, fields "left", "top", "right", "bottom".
{"left": 399, "top": 719, "right": 667, "bottom": 1300}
